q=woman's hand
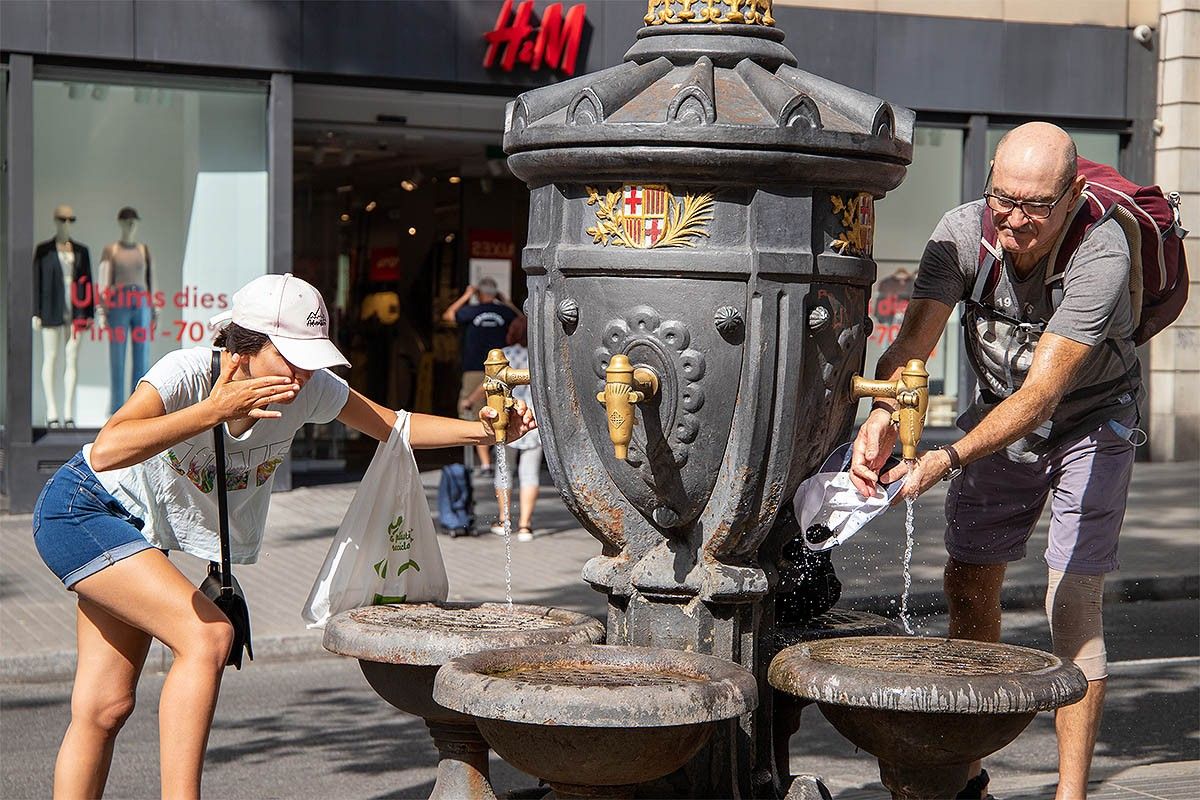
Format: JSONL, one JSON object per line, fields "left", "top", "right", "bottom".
{"left": 206, "top": 353, "right": 298, "bottom": 422}
{"left": 479, "top": 399, "right": 537, "bottom": 444}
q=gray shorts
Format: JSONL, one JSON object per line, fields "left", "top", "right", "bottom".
{"left": 944, "top": 420, "right": 1135, "bottom": 575}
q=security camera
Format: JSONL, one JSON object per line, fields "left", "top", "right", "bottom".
{"left": 1133, "top": 24, "right": 1153, "bottom": 45}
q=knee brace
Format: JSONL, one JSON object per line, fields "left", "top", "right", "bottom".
{"left": 1045, "top": 568, "right": 1107, "bottom": 681}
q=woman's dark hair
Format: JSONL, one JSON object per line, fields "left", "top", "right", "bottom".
{"left": 506, "top": 316, "right": 528, "bottom": 348}
{"left": 212, "top": 322, "right": 271, "bottom": 356}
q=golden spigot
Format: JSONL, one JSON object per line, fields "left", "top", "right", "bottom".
{"left": 596, "top": 353, "right": 660, "bottom": 461}
{"left": 850, "top": 359, "right": 930, "bottom": 460}
{"left": 483, "top": 348, "right": 531, "bottom": 445}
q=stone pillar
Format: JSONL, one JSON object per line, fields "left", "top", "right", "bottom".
{"left": 1151, "top": 0, "right": 1200, "bottom": 461}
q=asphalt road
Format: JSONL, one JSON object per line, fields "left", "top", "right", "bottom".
{"left": 2, "top": 599, "right": 1197, "bottom": 800}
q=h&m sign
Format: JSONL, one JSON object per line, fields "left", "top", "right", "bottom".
{"left": 484, "top": 0, "right": 587, "bottom": 77}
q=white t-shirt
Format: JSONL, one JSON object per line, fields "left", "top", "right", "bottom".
{"left": 83, "top": 347, "right": 349, "bottom": 563}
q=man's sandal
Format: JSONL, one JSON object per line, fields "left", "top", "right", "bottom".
{"left": 955, "top": 768, "right": 990, "bottom": 799}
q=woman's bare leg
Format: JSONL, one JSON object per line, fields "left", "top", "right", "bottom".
{"left": 66, "top": 550, "right": 234, "bottom": 800}
{"left": 53, "top": 598, "right": 152, "bottom": 799}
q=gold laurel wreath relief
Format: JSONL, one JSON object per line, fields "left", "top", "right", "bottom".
{"left": 585, "top": 186, "right": 715, "bottom": 249}
{"left": 645, "top": 0, "right": 774, "bottom": 26}
{"left": 830, "top": 193, "right": 874, "bottom": 257}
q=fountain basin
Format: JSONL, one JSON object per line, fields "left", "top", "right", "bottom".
{"left": 769, "top": 636, "right": 1087, "bottom": 800}
{"left": 324, "top": 602, "right": 605, "bottom": 800}
{"left": 434, "top": 644, "right": 758, "bottom": 799}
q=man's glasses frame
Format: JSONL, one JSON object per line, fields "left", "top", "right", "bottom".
{"left": 983, "top": 167, "right": 1073, "bottom": 221}
{"left": 55, "top": 215, "right": 77, "bottom": 223}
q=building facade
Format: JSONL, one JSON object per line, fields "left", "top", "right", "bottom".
{"left": 2, "top": 0, "right": 1193, "bottom": 511}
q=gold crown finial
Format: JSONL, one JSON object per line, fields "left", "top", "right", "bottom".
{"left": 645, "top": 0, "right": 775, "bottom": 26}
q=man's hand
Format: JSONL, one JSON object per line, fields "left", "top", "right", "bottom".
{"left": 478, "top": 399, "right": 537, "bottom": 444}
{"left": 850, "top": 407, "right": 899, "bottom": 497}
{"left": 888, "top": 448, "right": 952, "bottom": 504}
{"left": 206, "top": 353, "right": 298, "bottom": 422}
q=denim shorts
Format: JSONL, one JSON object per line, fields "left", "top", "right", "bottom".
{"left": 33, "top": 451, "right": 154, "bottom": 589}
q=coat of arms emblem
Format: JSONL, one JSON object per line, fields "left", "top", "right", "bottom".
{"left": 586, "top": 184, "right": 714, "bottom": 249}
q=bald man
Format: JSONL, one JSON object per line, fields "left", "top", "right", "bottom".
{"left": 851, "top": 122, "right": 1142, "bottom": 799}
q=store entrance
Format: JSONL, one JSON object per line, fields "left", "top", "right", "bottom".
{"left": 291, "top": 84, "right": 529, "bottom": 477}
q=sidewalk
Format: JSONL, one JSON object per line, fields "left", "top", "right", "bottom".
{"left": 2, "top": 461, "right": 1197, "bottom": 682}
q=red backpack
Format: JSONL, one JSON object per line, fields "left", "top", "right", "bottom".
{"left": 977, "top": 157, "right": 1189, "bottom": 345}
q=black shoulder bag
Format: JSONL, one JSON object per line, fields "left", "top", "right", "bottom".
{"left": 198, "top": 349, "right": 254, "bottom": 669}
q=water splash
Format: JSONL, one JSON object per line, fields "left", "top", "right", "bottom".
{"left": 899, "top": 496, "right": 916, "bottom": 634}
{"left": 494, "top": 443, "right": 514, "bottom": 611}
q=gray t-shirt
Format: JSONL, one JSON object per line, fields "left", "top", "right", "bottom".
{"left": 912, "top": 200, "right": 1141, "bottom": 455}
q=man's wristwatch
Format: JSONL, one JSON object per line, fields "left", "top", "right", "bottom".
{"left": 939, "top": 444, "right": 963, "bottom": 481}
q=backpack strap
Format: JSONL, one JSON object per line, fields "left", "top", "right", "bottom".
{"left": 973, "top": 209, "right": 1005, "bottom": 306}
{"left": 1044, "top": 193, "right": 1116, "bottom": 315}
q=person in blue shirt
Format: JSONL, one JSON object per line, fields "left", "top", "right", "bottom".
{"left": 443, "top": 277, "right": 522, "bottom": 475}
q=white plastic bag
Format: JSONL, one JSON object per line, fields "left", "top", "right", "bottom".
{"left": 302, "top": 411, "right": 449, "bottom": 628}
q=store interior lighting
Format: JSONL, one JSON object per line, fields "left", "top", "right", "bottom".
{"left": 448, "top": 175, "right": 462, "bottom": 184}
{"left": 408, "top": 227, "right": 417, "bottom": 236}
{"left": 365, "top": 200, "right": 377, "bottom": 212}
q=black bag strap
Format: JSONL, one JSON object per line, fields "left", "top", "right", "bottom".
{"left": 210, "top": 349, "right": 233, "bottom": 596}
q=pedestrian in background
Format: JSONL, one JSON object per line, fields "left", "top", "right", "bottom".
{"left": 443, "top": 277, "right": 522, "bottom": 476}
{"left": 30, "top": 274, "right": 535, "bottom": 800}
{"left": 464, "top": 316, "right": 543, "bottom": 541}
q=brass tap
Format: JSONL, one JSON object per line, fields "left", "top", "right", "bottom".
{"left": 596, "top": 354, "right": 660, "bottom": 461}
{"left": 483, "top": 348, "right": 531, "bottom": 445}
{"left": 850, "top": 359, "right": 930, "bottom": 460}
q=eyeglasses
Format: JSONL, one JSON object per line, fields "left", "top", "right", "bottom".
{"left": 55, "top": 216, "right": 77, "bottom": 223}
{"left": 984, "top": 189, "right": 1069, "bottom": 221}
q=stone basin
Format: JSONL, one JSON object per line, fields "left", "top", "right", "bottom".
{"left": 769, "top": 636, "right": 1088, "bottom": 800}
{"left": 324, "top": 602, "right": 605, "bottom": 800}
{"left": 771, "top": 609, "right": 902, "bottom": 789}
{"left": 434, "top": 643, "right": 758, "bottom": 800}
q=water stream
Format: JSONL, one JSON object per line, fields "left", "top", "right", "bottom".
{"left": 899, "top": 496, "right": 916, "bottom": 634}
{"left": 494, "top": 443, "right": 514, "bottom": 611}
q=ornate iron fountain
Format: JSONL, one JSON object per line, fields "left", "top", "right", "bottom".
{"left": 328, "top": 3, "right": 1089, "bottom": 798}
{"left": 493, "top": 0, "right": 913, "bottom": 794}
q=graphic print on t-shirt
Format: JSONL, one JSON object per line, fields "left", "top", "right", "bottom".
{"left": 165, "top": 438, "right": 292, "bottom": 493}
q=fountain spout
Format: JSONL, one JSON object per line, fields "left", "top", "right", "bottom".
{"left": 483, "top": 348, "right": 531, "bottom": 445}
{"left": 850, "top": 359, "right": 930, "bottom": 460}
{"left": 596, "top": 354, "right": 660, "bottom": 461}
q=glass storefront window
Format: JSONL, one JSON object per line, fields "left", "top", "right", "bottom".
{"left": 30, "top": 76, "right": 268, "bottom": 428}
{"left": 869, "top": 125, "right": 965, "bottom": 427}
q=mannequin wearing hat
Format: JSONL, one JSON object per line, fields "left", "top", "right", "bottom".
{"left": 97, "top": 207, "right": 155, "bottom": 414}
{"left": 32, "top": 204, "right": 94, "bottom": 428}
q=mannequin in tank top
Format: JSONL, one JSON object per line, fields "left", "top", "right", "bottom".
{"left": 32, "top": 204, "right": 94, "bottom": 428}
{"left": 97, "top": 207, "right": 155, "bottom": 415}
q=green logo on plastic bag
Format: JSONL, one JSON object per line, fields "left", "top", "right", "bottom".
{"left": 387, "top": 515, "right": 414, "bottom": 552}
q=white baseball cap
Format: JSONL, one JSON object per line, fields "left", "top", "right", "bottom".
{"left": 793, "top": 442, "right": 906, "bottom": 552}
{"left": 210, "top": 273, "right": 350, "bottom": 370}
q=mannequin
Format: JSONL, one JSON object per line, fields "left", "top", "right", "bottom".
{"left": 97, "top": 206, "right": 155, "bottom": 414}
{"left": 32, "top": 204, "right": 94, "bottom": 428}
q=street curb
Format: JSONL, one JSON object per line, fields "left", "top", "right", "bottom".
{"left": 1, "top": 632, "right": 337, "bottom": 685}
{"left": 844, "top": 573, "right": 1200, "bottom": 618}
{"left": 3, "top": 574, "right": 1196, "bottom": 684}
